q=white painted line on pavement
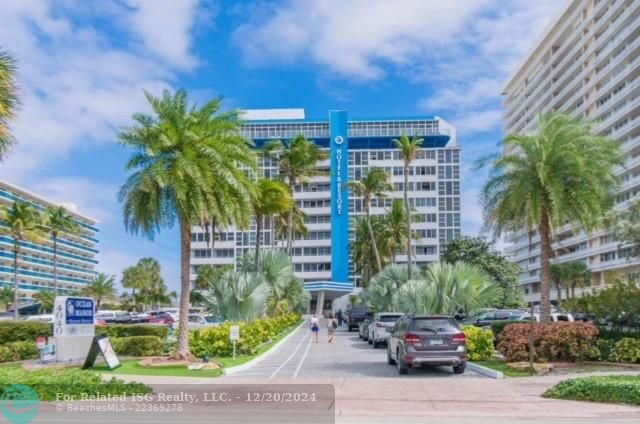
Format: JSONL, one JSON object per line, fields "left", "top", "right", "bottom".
{"left": 292, "top": 334, "right": 313, "bottom": 379}
{"left": 269, "top": 329, "right": 311, "bottom": 379}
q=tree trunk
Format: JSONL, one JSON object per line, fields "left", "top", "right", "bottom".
{"left": 404, "top": 162, "right": 412, "bottom": 280}
{"left": 565, "top": 285, "right": 570, "bottom": 300}
{"left": 13, "top": 244, "right": 19, "bottom": 320}
{"left": 287, "top": 177, "right": 294, "bottom": 256}
{"left": 571, "top": 283, "right": 576, "bottom": 299}
{"left": 365, "top": 201, "right": 382, "bottom": 273}
{"left": 255, "top": 214, "right": 262, "bottom": 272}
{"left": 53, "top": 234, "right": 58, "bottom": 296}
{"left": 555, "top": 282, "right": 562, "bottom": 304}
{"left": 538, "top": 207, "right": 552, "bottom": 323}
{"left": 176, "top": 219, "right": 192, "bottom": 360}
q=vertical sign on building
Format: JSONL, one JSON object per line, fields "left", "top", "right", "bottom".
{"left": 330, "top": 110, "right": 350, "bottom": 283}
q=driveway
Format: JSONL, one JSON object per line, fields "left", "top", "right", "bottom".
{"left": 227, "top": 319, "right": 482, "bottom": 379}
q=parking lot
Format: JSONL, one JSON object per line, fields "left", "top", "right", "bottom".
{"left": 227, "top": 319, "right": 482, "bottom": 379}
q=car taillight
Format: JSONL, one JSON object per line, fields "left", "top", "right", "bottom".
{"left": 404, "top": 333, "right": 422, "bottom": 346}
{"left": 452, "top": 333, "right": 466, "bottom": 344}
{"left": 376, "top": 322, "right": 385, "bottom": 328}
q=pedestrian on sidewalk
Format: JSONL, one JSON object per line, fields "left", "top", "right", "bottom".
{"left": 337, "top": 309, "right": 343, "bottom": 326}
{"left": 327, "top": 315, "right": 337, "bottom": 343}
{"left": 310, "top": 314, "right": 320, "bottom": 343}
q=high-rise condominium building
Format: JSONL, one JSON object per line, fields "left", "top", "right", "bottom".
{"left": 190, "top": 109, "right": 460, "bottom": 313}
{"left": 0, "top": 180, "right": 99, "bottom": 304}
{"left": 502, "top": 0, "right": 640, "bottom": 303}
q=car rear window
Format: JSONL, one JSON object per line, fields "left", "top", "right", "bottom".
{"left": 411, "top": 318, "right": 458, "bottom": 332}
{"left": 379, "top": 315, "right": 402, "bottom": 322}
{"left": 350, "top": 308, "right": 370, "bottom": 315}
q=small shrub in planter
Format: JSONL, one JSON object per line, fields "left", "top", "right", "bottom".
{"left": 609, "top": 338, "right": 640, "bottom": 363}
{"left": 111, "top": 336, "right": 164, "bottom": 357}
{"left": 462, "top": 326, "right": 494, "bottom": 361}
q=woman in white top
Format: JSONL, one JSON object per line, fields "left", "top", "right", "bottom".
{"left": 310, "top": 315, "right": 320, "bottom": 343}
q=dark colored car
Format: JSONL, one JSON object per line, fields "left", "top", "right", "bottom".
{"left": 347, "top": 307, "right": 372, "bottom": 332}
{"left": 145, "top": 311, "right": 175, "bottom": 325}
{"left": 387, "top": 315, "right": 467, "bottom": 375}
{"left": 472, "top": 309, "right": 526, "bottom": 327}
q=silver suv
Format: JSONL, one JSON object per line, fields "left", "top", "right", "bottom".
{"left": 387, "top": 315, "right": 467, "bottom": 375}
{"left": 367, "top": 312, "right": 403, "bottom": 348}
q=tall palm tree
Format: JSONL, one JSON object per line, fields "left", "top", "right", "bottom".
{"left": 81, "top": 273, "right": 116, "bottom": 310}
{"left": 392, "top": 134, "right": 423, "bottom": 279}
{"left": 352, "top": 217, "right": 382, "bottom": 286}
{"left": 0, "top": 49, "right": 19, "bottom": 160}
{"left": 0, "top": 286, "right": 13, "bottom": 311}
{"left": 0, "top": 201, "right": 46, "bottom": 319}
{"left": 350, "top": 167, "right": 392, "bottom": 273}
{"left": 122, "top": 257, "right": 165, "bottom": 309}
{"left": 119, "top": 89, "right": 256, "bottom": 359}
{"left": 274, "top": 204, "right": 307, "bottom": 248}
{"left": 550, "top": 263, "right": 568, "bottom": 304}
{"left": 44, "top": 206, "right": 81, "bottom": 295}
{"left": 206, "top": 269, "right": 270, "bottom": 321}
{"left": 566, "top": 261, "right": 592, "bottom": 298}
{"left": 251, "top": 179, "right": 293, "bottom": 271}
{"left": 264, "top": 134, "right": 328, "bottom": 255}
{"left": 480, "top": 112, "right": 622, "bottom": 322}
{"left": 383, "top": 199, "right": 409, "bottom": 264}
{"left": 33, "top": 290, "right": 55, "bottom": 313}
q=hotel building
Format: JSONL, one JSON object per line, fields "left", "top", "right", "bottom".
{"left": 502, "top": 0, "right": 640, "bottom": 303}
{"left": 0, "top": 180, "right": 99, "bottom": 304}
{"left": 190, "top": 109, "right": 461, "bottom": 312}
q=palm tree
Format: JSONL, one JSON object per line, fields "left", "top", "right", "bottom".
{"left": 251, "top": 179, "right": 293, "bottom": 271}
{"left": 550, "top": 263, "right": 568, "bottom": 304}
{"left": 119, "top": 89, "right": 256, "bottom": 359}
{"left": 480, "top": 112, "right": 622, "bottom": 322}
{"left": 206, "top": 269, "right": 270, "bottom": 321}
{"left": 350, "top": 167, "right": 392, "bottom": 273}
{"left": 0, "top": 201, "right": 46, "bottom": 319}
{"left": 392, "top": 134, "right": 424, "bottom": 279}
{"left": 264, "top": 134, "right": 328, "bottom": 255}
{"left": 81, "top": 273, "right": 116, "bottom": 310}
{"left": 566, "top": 261, "right": 592, "bottom": 298}
{"left": 352, "top": 217, "right": 383, "bottom": 286}
{"left": 0, "top": 286, "right": 13, "bottom": 311}
{"left": 274, "top": 204, "right": 307, "bottom": 248}
{"left": 383, "top": 199, "right": 409, "bottom": 264}
{"left": 0, "top": 49, "right": 19, "bottom": 160}
{"left": 122, "top": 257, "right": 165, "bottom": 309}
{"left": 33, "top": 290, "right": 55, "bottom": 313}
{"left": 44, "top": 206, "right": 81, "bottom": 295}
{"left": 361, "top": 264, "right": 421, "bottom": 312}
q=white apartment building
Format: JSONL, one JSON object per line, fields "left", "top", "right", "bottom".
{"left": 502, "top": 0, "right": 640, "bottom": 303}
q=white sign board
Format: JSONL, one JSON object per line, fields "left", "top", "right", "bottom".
{"left": 53, "top": 296, "right": 95, "bottom": 337}
{"left": 98, "top": 337, "right": 120, "bottom": 369}
{"left": 230, "top": 325, "right": 240, "bottom": 341}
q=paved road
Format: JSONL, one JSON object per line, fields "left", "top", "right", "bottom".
{"left": 227, "top": 319, "right": 482, "bottom": 379}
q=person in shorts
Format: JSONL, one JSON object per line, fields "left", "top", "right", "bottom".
{"left": 310, "top": 314, "right": 320, "bottom": 343}
{"left": 327, "top": 315, "right": 337, "bottom": 343}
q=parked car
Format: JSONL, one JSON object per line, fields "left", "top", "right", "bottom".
{"left": 95, "top": 310, "right": 132, "bottom": 324}
{"left": 472, "top": 309, "right": 527, "bottom": 327}
{"left": 129, "top": 312, "right": 148, "bottom": 323}
{"left": 515, "top": 313, "right": 574, "bottom": 322}
{"left": 358, "top": 318, "right": 371, "bottom": 341}
{"left": 347, "top": 306, "right": 372, "bottom": 332}
{"left": 159, "top": 307, "right": 179, "bottom": 321}
{"left": 24, "top": 314, "right": 54, "bottom": 323}
{"left": 145, "top": 311, "right": 175, "bottom": 325}
{"left": 367, "top": 313, "right": 403, "bottom": 348}
{"left": 180, "top": 314, "right": 221, "bottom": 330}
{"left": 387, "top": 315, "right": 467, "bottom": 375}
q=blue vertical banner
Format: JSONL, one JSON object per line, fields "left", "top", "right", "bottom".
{"left": 330, "top": 110, "right": 350, "bottom": 283}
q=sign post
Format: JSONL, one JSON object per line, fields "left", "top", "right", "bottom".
{"left": 230, "top": 325, "right": 240, "bottom": 360}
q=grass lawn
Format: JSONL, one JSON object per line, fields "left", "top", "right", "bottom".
{"left": 543, "top": 375, "right": 640, "bottom": 405}
{"left": 473, "top": 359, "right": 531, "bottom": 377}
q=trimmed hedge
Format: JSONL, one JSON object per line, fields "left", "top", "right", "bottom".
{"left": 462, "top": 326, "right": 494, "bottom": 361}
{"left": 490, "top": 320, "right": 513, "bottom": 339}
{"left": 0, "top": 341, "right": 40, "bottom": 363}
{"left": 0, "top": 321, "right": 52, "bottom": 344}
{"left": 497, "top": 322, "right": 599, "bottom": 362}
{"left": 96, "top": 324, "right": 169, "bottom": 339}
{"left": 543, "top": 375, "right": 640, "bottom": 405}
{"left": 190, "top": 313, "right": 300, "bottom": 358}
{"left": 111, "top": 336, "right": 164, "bottom": 357}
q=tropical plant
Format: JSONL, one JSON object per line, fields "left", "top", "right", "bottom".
{"left": 118, "top": 89, "right": 256, "bottom": 359}
{"left": 44, "top": 206, "right": 81, "bottom": 295}
{"left": 606, "top": 195, "right": 640, "bottom": 258}
{"left": 383, "top": 199, "right": 409, "bottom": 263}
{"left": 251, "top": 179, "right": 293, "bottom": 270}
{"left": 550, "top": 263, "right": 568, "bottom": 304}
{"left": 274, "top": 204, "right": 307, "bottom": 248}
{"left": 392, "top": 133, "right": 423, "bottom": 279}
{"left": 0, "top": 286, "right": 13, "bottom": 311}
{"left": 264, "top": 134, "right": 327, "bottom": 255}
{"left": 0, "top": 201, "right": 46, "bottom": 319}
{"left": 360, "top": 264, "right": 421, "bottom": 312}
{"left": 349, "top": 167, "right": 391, "bottom": 273}
{"left": 80, "top": 273, "right": 116, "bottom": 309}
{"left": 551, "top": 260, "right": 592, "bottom": 300}
{"left": 189, "top": 290, "right": 207, "bottom": 306}
{"left": 480, "top": 112, "right": 623, "bottom": 322}
{"left": 0, "top": 49, "right": 19, "bottom": 160}
{"left": 33, "top": 290, "right": 55, "bottom": 313}
{"left": 443, "top": 236, "right": 523, "bottom": 308}
{"left": 352, "top": 216, "right": 385, "bottom": 286}
{"left": 206, "top": 270, "right": 270, "bottom": 321}
{"left": 392, "top": 262, "right": 500, "bottom": 315}
{"left": 121, "top": 258, "right": 167, "bottom": 309}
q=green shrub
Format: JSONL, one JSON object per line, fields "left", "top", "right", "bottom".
{"left": 490, "top": 320, "right": 514, "bottom": 339}
{"left": 609, "top": 338, "right": 640, "bottom": 363}
{"left": 497, "top": 322, "right": 599, "bottom": 362}
{"left": 462, "top": 326, "right": 494, "bottom": 361}
{"left": 0, "top": 321, "right": 52, "bottom": 343}
{"left": 543, "top": 375, "right": 640, "bottom": 405}
{"left": 0, "top": 366, "right": 151, "bottom": 401}
{"left": 597, "top": 327, "right": 640, "bottom": 342}
{"left": 190, "top": 312, "right": 301, "bottom": 359}
{"left": 110, "top": 336, "right": 163, "bottom": 357}
{"left": 590, "top": 338, "right": 616, "bottom": 361}
{"left": 0, "top": 341, "right": 40, "bottom": 362}
{"left": 96, "top": 324, "right": 169, "bottom": 339}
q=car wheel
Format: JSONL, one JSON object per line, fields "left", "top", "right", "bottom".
{"left": 453, "top": 363, "right": 466, "bottom": 374}
{"left": 373, "top": 339, "right": 379, "bottom": 348}
{"left": 387, "top": 346, "right": 396, "bottom": 365}
{"left": 368, "top": 337, "right": 372, "bottom": 345}
{"left": 397, "top": 349, "right": 408, "bottom": 375}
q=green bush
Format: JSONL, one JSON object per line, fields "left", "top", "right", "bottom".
{"left": 0, "top": 321, "right": 52, "bottom": 344}
{"left": 597, "top": 327, "right": 640, "bottom": 342}
{"left": 462, "top": 326, "right": 494, "bottom": 361}
{"left": 543, "top": 375, "right": 640, "bottom": 405}
{"left": 96, "top": 324, "right": 169, "bottom": 339}
{"left": 0, "top": 366, "right": 151, "bottom": 401}
{"left": 190, "top": 312, "right": 301, "bottom": 358}
{"left": 609, "top": 338, "right": 640, "bottom": 363}
{"left": 490, "top": 320, "right": 513, "bottom": 339}
{"left": 590, "top": 338, "right": 616, "bottom": 361}
{"left": 0, "top": 341, "right": 40, "bottom": 363}
{"left": 110, "top": 336, "right": 163, "bottom": 357}
{"left": 497, "top": 322, "right": 599, "bottom": 362}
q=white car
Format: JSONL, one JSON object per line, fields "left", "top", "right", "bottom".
{"left": 367, "top": 312, "right": 403, "bottom": 348}
{"left": 517, "top": 313, "right": 574, "bottom": 322}
{"left": 172, "top": 314, "right": 221, "bottom": 330}
{"left": 24, "top": 314, "right": 54, "bottom": 323}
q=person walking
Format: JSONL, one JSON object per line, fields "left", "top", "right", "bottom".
{"left": 337, "top": 309, "right": 343, "bottom": 327}
{"left": 327, "top": 315, "right": 337, "bottom": 343}
{"left": 310, "top": 314, "right": 320, "bottom": 343}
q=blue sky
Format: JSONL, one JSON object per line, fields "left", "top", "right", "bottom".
{"left": 0, "top": 0, "right": 565, "bottom": 292}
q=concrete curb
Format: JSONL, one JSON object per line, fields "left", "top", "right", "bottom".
{"left": 468, "top": 362, "right": 504, "bottom": 379}
{"left": 223, "top": 319, "right": 307, "bottom": 375}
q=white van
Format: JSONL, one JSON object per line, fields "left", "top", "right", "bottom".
{"left": 517, "top": 313, "right": 574, "bottom": 322}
